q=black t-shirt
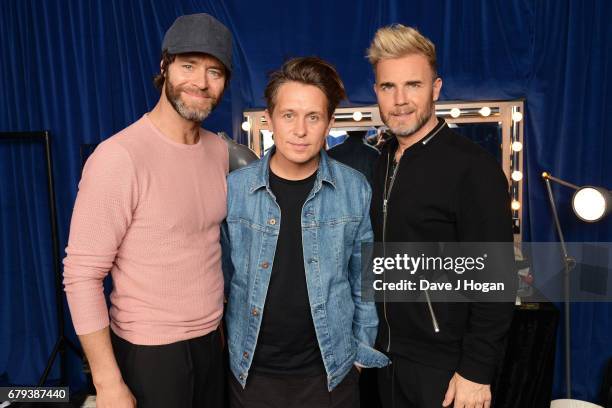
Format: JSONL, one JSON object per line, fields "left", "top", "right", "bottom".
{"left": 251, "top": 168, "right": 325, "bottom": 376}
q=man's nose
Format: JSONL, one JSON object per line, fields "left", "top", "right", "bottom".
{"left": 293, "top": 118, "right": 307, "bottom": 137}
{"left": 192, "top": 68, "right": 209, "bottom": 90}
{"left": 393, "top": 89, "right": 407, "bottom": 106}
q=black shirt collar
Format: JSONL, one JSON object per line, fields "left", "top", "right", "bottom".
{"left": 386, "top": 117, "right": 447, "bottom": 155}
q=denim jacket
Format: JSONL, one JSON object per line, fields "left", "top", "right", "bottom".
{"left": 222, "top": 148, "right": 389, "bottom": 391}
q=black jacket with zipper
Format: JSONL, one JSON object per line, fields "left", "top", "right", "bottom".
{"left": 370, "top": 118, "right": 516, "bottom": 384}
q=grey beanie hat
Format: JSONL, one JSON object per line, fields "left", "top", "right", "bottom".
{"left": 162, "top": 13, "right": 232, "bottom": 73}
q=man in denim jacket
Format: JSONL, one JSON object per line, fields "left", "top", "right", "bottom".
{"left": 222, "top": 57, "right": 389, "bottom": 408}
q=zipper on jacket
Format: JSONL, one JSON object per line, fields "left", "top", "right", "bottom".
{"left": 381, "top": 149, "right": 440, "bottom": 353}
{"left": 381, "top": 151, "right": 399, "bottom": 352}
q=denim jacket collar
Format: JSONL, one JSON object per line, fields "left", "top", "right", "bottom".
{"left": 249, "top": 146, "right": 337, "bottom": 194}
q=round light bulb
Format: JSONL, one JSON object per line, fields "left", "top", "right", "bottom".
{"left": 512, "top": 141, "right": 523, "bottom": 152}
{"left": 352, "top": 111, "right": 363, "bottom": 121}
{"left": 241, "top": 121, "right": 251, "bottom": 131}
{"left": 572, "top": 187, "right": 610, "bottom": 222}
{"left": 511, "top": 200, "right": 521, "bottom": 211}
{"left": 512, "top": 111, "right": 523, "bottom": 122}
{"left": 511, "top": 171, "right": 523, "bottom": 182}
{"left": 479, "top": 107, "right": 491, "bottom": 117}
{"left": 450, "top": 108, "right": 461, "bottom": 118}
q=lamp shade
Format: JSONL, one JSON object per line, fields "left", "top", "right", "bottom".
{"left": 571, "top": 186, "right": 612, "bottom": 222}
{"left": 218, "top": 132, "right": 259, "bottom": 172}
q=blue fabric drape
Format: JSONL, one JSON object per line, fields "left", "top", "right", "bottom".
{"left": 1, "top": 0, "right": 610, "bottom": 402}
{"left": 0, "top": 139, "right": 59, "bottom": 385}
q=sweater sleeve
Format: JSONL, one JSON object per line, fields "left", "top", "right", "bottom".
{"left": 455, "top": 155, "right": 516, "bottom": 384}
{"left": 63, "top": 140, "right": 138, "bottom": 335}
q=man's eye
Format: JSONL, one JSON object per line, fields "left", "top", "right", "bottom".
{"left": 209, "top": 70, "right": 221, "bottom": 78}
{"left": 283, "top": 113, "right": 293, "bottom": 119}
{"left": 308, "top": 115, "right": 319, "bottom": 121}
{"left": 381, "top": 84, "right": 392, "bottom": 91}
{"left": 183, "top": 64, "right": 193, "bottom": 70}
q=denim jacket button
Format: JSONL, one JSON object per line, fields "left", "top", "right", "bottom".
{"left": 251, "top": 307, "right": 259, "bottom": 316}
{"left": 239, "top": 374, "right": 245, "bottom": 380}
{"left": 268, "top": 218, "right": 276, "bottom": 225}
{"left": 261, "top": 262, "right": 269, "bottom": 269}
{"left": 243, "top": 351, "right": 249, "bottom": 359}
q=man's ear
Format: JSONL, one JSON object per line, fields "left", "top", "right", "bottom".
{"left": 264, "top": 109, "right": 274, "bottom": 133}
{"left": 432, "top": 77, "right": 442, "bottom": 102}
{"left": 159, "top": 59, "right": 169, "bottom": 79}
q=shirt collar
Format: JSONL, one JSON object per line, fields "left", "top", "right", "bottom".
{"left": 249, "top": 146, "right": 336, "bottom": 193}
{"left": 387, "top": 117, "right": 447, "bottom": 154}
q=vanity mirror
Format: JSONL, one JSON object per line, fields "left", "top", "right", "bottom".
{"left": 242, "top": 100, "right": 525, "bottom": 239}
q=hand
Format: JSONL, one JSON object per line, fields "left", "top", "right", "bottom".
{"left": 94, "top": 378, "right": 136, "bottom": 408}
{"left": 442, "top": 372, "right": 491, "bottom": 408}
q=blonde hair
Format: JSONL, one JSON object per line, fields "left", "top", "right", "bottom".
{"left": 367, "top": 24, "right": 437, "bottom": 77}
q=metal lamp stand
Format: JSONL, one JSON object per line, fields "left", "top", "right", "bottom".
{"left": 543, "top": 173, "right": 579, "bottom": 399}
{"left": 37, "top": 131, "right": 84, "bottom": 386}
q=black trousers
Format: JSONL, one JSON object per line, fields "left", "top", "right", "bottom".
{"left": 229, "top": 366, "right": 360, "bottom": 408}
{"left": 378, "top": 356, "right": 454, "bottom": 408}
{"left": 111, "top": 329, "right": 224, "bottom": 408}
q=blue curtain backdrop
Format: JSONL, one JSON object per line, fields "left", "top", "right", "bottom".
{"left": 1, "top": 0, "right": 610, "bottom": 402}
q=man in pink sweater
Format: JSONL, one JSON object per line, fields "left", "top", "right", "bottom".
{"left": 63, "top": 14, "right": 232, "bottom": 408}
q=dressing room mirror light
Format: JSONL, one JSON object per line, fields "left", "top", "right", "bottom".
{"left": 243, "top": 100, "right": 525, "bottom": 239}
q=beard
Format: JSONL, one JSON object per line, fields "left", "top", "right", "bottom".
{"left": 165, "top": 79, "right": 218, "bottom": 123}
{"left": 383, "top": 97, "right": 435, "bottom": 137}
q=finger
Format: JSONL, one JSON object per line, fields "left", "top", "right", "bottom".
{"left": 442, "top": 380, "right": 456, "bottom": 407}
{"left": 484, "top": 399, "right": 491, "bottom": 408}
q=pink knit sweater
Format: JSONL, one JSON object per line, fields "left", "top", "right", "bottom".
{"left": 63, "top": 115, "right": 228, "bottom": 345}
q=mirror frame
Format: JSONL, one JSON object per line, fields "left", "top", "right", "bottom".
{"left": 242, "top": 99, "right": 525, "bottom": 240}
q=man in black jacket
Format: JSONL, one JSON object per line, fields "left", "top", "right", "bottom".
{"left": 367, "top": 24, "right": 515, "bottom": 408}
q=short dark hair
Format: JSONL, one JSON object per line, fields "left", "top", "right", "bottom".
{"left": 153, "top": 50, "right": 177, "bottom": 91}
{"left": 264, "top": 57, "right": 347, "bottom": 119}
{"left": 152, "top": 50, "right": 231, "bottom": 92}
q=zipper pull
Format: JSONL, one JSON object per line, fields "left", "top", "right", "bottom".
{"left": 424, "top": 290, "right": 440, "bottom": 333}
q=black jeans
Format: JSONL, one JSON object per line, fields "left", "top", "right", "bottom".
{"left": 378, "top": 356, "right": 454, "bottom": 408}
{"left": 111, "top": 329, "right": 224, "bottom": 408}
{"left": 229, "top": 366, "right": 360, "bottom": 408}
